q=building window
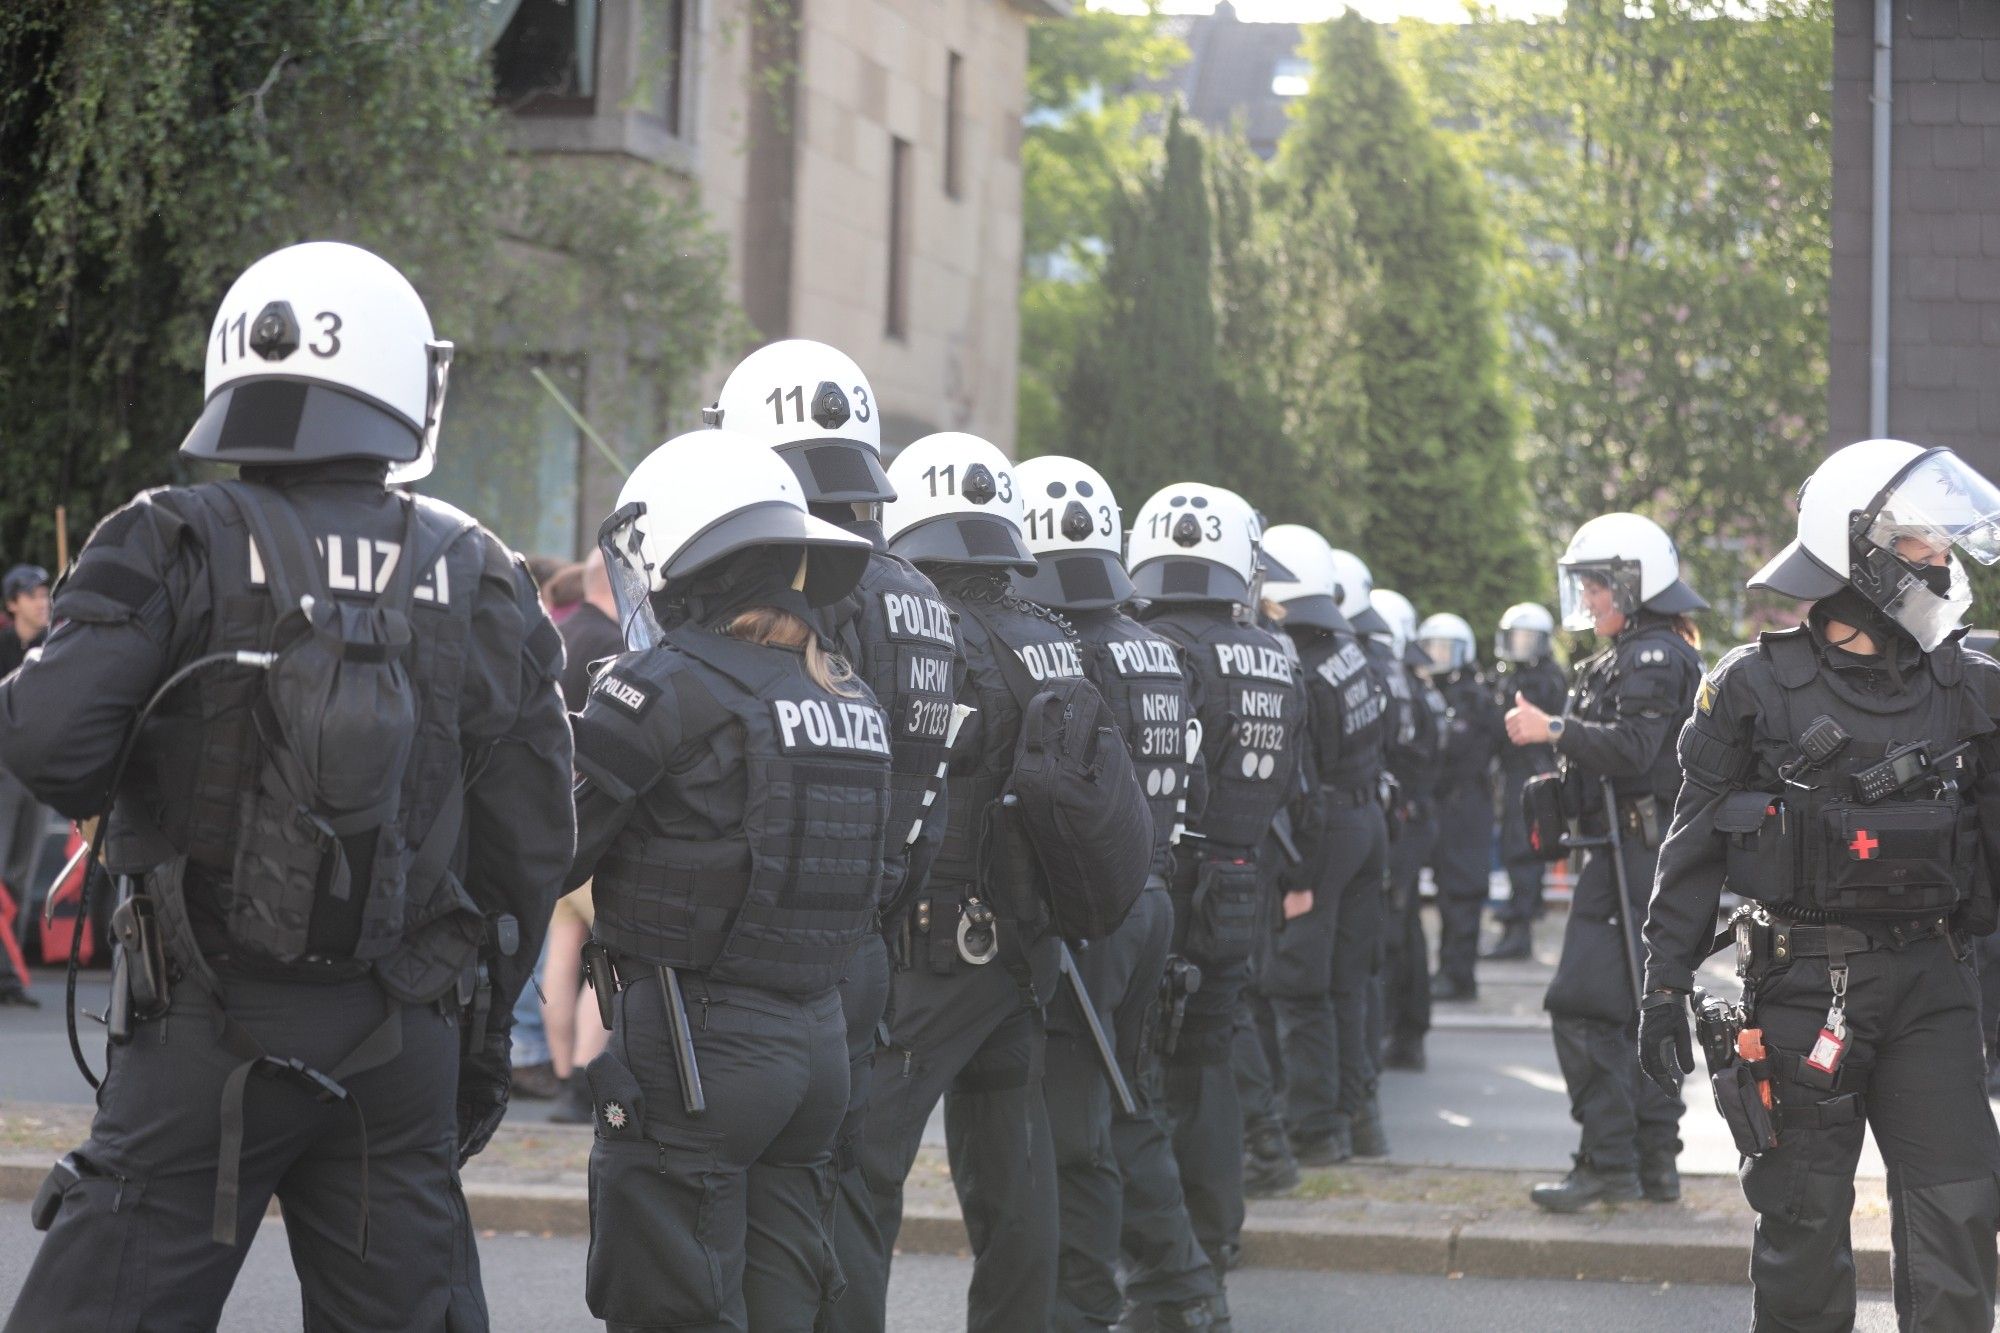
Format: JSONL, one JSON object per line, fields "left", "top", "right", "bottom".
{"left": 1270, "top": 57, "right": 1309, "bottom": 98}
{"left": 945, "top": 52, "right": 964, "bottom": 200}
{"left": 493, "top": 0, "right": 601, "bottom": 114}
{"left": 888, "top": 136, "right": 912, "bottom": 339}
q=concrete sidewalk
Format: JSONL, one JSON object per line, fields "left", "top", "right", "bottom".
{"left": 0, "top": 1098, "right": 1889, "bottom": 1290}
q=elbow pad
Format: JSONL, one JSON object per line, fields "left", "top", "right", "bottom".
{"left": 1677, "top": 716, "right": 1752, "bottom": 794}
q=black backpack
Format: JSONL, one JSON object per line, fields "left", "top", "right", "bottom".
{"left": 962, "top": 603, "right": 1151, "bottom": 941}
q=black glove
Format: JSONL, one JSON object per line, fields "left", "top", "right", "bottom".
{"left": 1637, "top": 989, "right": 1693, "bottom": 1097}
{"left": 455, "top": 1034, "right": 512, "bottom": 1167}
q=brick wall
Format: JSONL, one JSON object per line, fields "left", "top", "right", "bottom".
{"left": 1831, "top": 0, "right": 2000, "bottom": 474}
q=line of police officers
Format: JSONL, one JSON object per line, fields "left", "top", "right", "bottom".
{"left": 8, "top": 241, "right": 2000, "bottom": 1333}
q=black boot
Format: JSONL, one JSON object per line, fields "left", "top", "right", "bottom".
{"left": 1529, "top": 1156, "right": 1641, "bottom": 1213}
{"left": 1117, "top": 1298, "right": 1223, "bottom": 1333}
{"left": 1291, "top": 1122, "right": 1352, "bottom": 1167}
{"left": 1243, "top": 1123, "right": 1300, "bottom": 1197}
{"left": 1382, "top": 1033, "right": 1425, "bottom": 1071}
{"left": 1639, "top": 1147, "right": 1681, "bottom": 1202}
{"left": 548, "top": 1071, "right": 595, "bottom": 1125}
{"left": 1349, "top": 1104, "right": 1389, "bottom": 1159}
{"left": 1430, "top": 972, "right": 1477, "bottom": 1002}
{"left": 1481, "top": 919, "right": 1534, "bottom": 961}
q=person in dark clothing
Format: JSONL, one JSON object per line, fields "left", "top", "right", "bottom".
{"left": 1506, "top": 511, "right": 1702, "bottom": 1213}
{"left": 0, "top": 242, "right": 574, "bottom": 1332}
{"left": 1485, "top": 603, "right": 1565, "bottom": 961}
{"left": 1011, "top": 456, "right": 1219, "bottom": 1333}
{"left": 706, "top": 339, "right": 965, "bottom": 1331}
{"left": 833, "top": 431, "right": 1073, "bottom": 1333}
{"left": 1418, "top": 613, "right": 1505, "bottom": 1002}
{"left": 568, "top": 431, "right": 887, "bottom": 1332}
{"left": 1259, "top": 532, "right": 1391, "bottom": 1167}
{"left": 0, "top": 564, "right": 50, "bottom": 679}
{"left": 557, "top": 550, "right": 627, "bottom": 710}
{"left": 0, "top": 562, "right": 54, "bottom": 1006}
{"left": 1641, "top": 439, "right": 2000, "bottom": 1331}
{"left": 1367, "top": 590, "right": 1443, "bottom": 1069}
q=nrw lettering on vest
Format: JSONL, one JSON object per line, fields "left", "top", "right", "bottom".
{"left": 773, "top": 698, "right": 893, "bottom": 756}
{"left": 906, "top": 655, "right": 953, "bottom": 694}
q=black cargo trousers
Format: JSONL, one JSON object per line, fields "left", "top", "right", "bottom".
{"left": 1738, "top": 928, "right": 2000, "bottom": 1332}
{"left": 4, "top": 972, "right": 480, "bottom": 1333}
{"left": 826, "top": 886, "right": 1058, "bottom": 1333}
{"left": 584, "top": 968, "right": 847, "bottom": 1333}
{"left": 1046, "top": 881, "right": 1219, "bottom": 1328}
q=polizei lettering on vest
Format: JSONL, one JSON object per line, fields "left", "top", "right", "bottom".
{"left": 1214, "top": 642, "right": 1294, "bottom": 684}
{"left": 249, "top": 535, "right": 450, "bottom": 604}
{"left": 1106, "top": 638, "right": 1183, "bottom": 678}
{"left": 906, "top": 654, "right": 954, "bottom": 694}
{"left": 772, "top": 698, "right": 893, "bottom": 756}
{"left": 1016, "top": 640, "right": 1086, "bottom": 682}
{"left": 882, "top": 591, "right": 956, "bottom": 645}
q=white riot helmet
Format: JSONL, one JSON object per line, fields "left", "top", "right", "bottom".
{"left": 883, "top": 432, "right": 1032, "bottom": 570}
{"left": 1494, "top": 602, "right": 1555, "bottom": 664}
{"left": 1557, "top": 512, "right": 1706, "bottom": 633}
{"left": 1370, "top": 589, "right": 1419, "bottom": 659}
{"left": 706, "top": 339, "right": 894, "bottom": 505}
{"left": 598, "top": 430, "right": 871, "bottom": 648}
{"left": 1419, "top": 613, "right": 1477, "bottom": 673}
{"left": 1012, "top": 456, "right": 1132, "bottom": 610}
{"left": 1252, "top": 524, "right": 1341, "bottom": 628}
{"left": 1128, "top": 484, "right": 1261, "bottom": 607}
{"left": 1750, "top": 439, "right": 2000, "bottom": 652}
{"left": 1330, "top": 548, "right": 1390, "bottom": 636}
{"left": 180, "top": 242, "right": 452, "bottom": 483}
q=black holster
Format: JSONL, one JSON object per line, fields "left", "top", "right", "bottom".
{"left": 1713, "top": 1064, "right": 1779, "bottom": 1158}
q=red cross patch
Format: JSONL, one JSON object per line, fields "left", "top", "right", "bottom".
{"left": 1849, "top": 829, "right": 1878, "bottom": 861}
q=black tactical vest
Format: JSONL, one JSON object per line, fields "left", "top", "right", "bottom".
{"left": 826, "top": 547, "right": 961, "bottom": 911}
{"left": 1073, "top": 608, "right": 1191, "bottom": 880}
{"left": 1436, "top": 670, "right": 1495, "bottom": 793}
{"left": 1495, "top": 656, "right": 1566, "bottom": 777}
{"left": 1564, "top": 617, "right": 1700, "bottom": 806}
{"left": 590, "top": 626, "right": 891, "bottom": 995}
{"left": 1717, "top": 628, "right": 1982, "bottom": 918}
{"left": 132, "top": 482, "right": 485, "bottom": 1001}
{"left": 1376, "top": 647, "right": 1443, "bottom": 798}
{"left": 931, "top": 581, "right": 1086, "bottom": 910}
{"left": 1300, "top": 628, "right": 1389, "bottom": 795}
{"left": 1147, "top": 609, "right": 1304, "bottom": 849}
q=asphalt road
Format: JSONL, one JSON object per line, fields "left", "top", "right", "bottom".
{"left": 0, "top": 1212, "right": 1907, "bottom": 1330}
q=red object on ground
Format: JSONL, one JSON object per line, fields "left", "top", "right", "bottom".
{"left": 0, "top": 879, "right": 31, "bottom": 988}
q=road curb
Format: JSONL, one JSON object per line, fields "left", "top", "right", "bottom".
{"left": 0, "top": 1154, "right": 1895, "bottom": 1287}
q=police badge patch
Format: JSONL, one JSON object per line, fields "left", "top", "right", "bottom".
{"left": 601, "top": 1100, "right": 629, "bottom": 1131}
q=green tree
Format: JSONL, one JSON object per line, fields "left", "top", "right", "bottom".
{"left": 1401, "top": 0, "right": 1831, "bottom": 629}
{"left": 0, "top": 0, "right": 735, "bottom": 563}
{"left": 1276, "top": 13, "right": 1536, "bottom": 634}
{"left": 1064, "top": 105, "right": 1221, "bottom": 502}
{"left": 1017, "top": 7, "right": 1185, "bottom": 459}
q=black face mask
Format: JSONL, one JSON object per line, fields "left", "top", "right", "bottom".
{"left": 1815, "top": 586, "right": 1913, "bottom": 651}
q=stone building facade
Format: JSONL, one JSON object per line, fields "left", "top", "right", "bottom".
{"left": 1830, "top": 0, "right": 2000, "bottom": 475}
{"left": 435, "top": 0, "right": 1054, "bottom": 558}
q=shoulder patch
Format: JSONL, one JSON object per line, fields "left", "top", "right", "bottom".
{"left": 593, "top": 669, "right": 658, "bottom": 719}
{"left": 1696, "top": 674, "right": 1718, "bottom": 715}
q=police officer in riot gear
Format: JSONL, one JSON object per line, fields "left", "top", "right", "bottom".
{"left": 1642, "top": 439, "right": 2000, "bottom": 1330}
{"left": 1259, "top": 530, "right": 1391, "bottom": 1164}
{"left": 1368, "top": 590, "right": 1444, "bottom": 1069}
{"left": 1486, "top": 603, "right": 1564, "bottom": 961}
{"left": 1012, "top": 456, "right": 1219, "bottom": 1332}
{"left": 1419, "top": 613, "right": 1505, "bottom": 1003}
{"left": 570, "top": 432, "right": 887, "bottom": 1331}
{"left": 0, "top": 242, "right": 575, "bottom": 1331}
{"left": 705, "top": 340, "right": 963, "bottom": 1305}
{"left": 832, "top": 432, "right": 1073, "bottom": 1333}
{"left": 1123, "top": 484, "right": 1304, "bottom": 1317}
{"left": 1506, "top": 512, "right": 1702, "bottom": 1212}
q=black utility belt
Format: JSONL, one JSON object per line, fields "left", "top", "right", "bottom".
{"left": 1578, "top": 793, "right": 1658, "bottom": 843}
{"left": 1730, "top": 909, "right": 1953, "bottom": 974}
{"left": 1318, "top": 783, "right": 1376, "bottom": 808}
{"left": 893, "top": 888, "right": 1005, "bottom": 972}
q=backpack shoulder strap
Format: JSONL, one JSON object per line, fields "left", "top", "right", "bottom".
{"left": 218, "top": 480, "right": 325, "bottom": 615}
{"left": 955, "top": 598, "right": 1044, "bottom": 712}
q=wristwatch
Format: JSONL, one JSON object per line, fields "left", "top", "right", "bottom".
{"left": 1546, "top": 717, "right": 1566, "bottom": 741}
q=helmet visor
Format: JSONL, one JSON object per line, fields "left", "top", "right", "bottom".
{"left": 1863, "top": 450, "right": 2000, "bottom": 570}
{"left": 388, "top": 340, "right": 452, "bottom": 486}
{"left": 1495, "top": 627, "right": 1550, "bottom": 663}
{"left": 1558, "top": 560, "right": 1641, "bottom": 633}
{"left": 1421, "top": 636, "right": 1470, "bottom": 672}
{"left": 598, "top": 501, "right": 669, "bottom": 650}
